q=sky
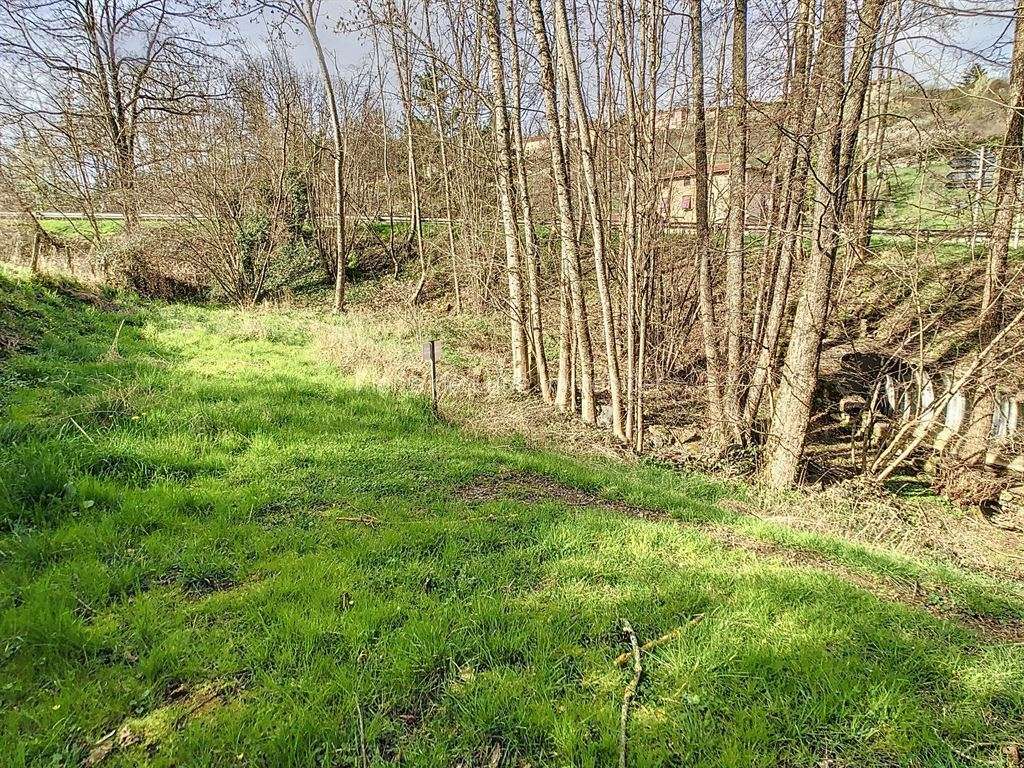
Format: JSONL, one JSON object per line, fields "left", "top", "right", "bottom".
{"left": 236, "top": 1, "right": 370, "bottom": 74}
{"left": 233, "top": 0, "right": 1020, "bottom": 92}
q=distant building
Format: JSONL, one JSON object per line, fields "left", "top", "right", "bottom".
{"left": 946, "top": 146, "right": 997, "bottom": 188}
{"left": 658, "top": 163, "right": 771, "bottom": 225}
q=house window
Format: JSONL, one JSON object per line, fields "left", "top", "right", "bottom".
{"left": 680, "top": 195, "right": 692, "bottom": 210}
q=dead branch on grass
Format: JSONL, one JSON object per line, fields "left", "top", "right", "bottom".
{"left": 613, "top": 615, "right": 705, "bottom": 667}
{"left": 619, "top": 619, "right": 642, "bottom": 768}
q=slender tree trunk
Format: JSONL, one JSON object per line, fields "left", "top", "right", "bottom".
{"left": 961, "top": 0, "right": 1024, "bottom": 462}
{"left": 552, "top": 0, "right": 625, "bottom": 438}
{"left": 385, "top": 3, "right": 427, "bottom": 304}
{"left": 612, "top": 0, "right": 641, "bottom": 441}
{"left": 506, "top": 0, "right": 551, "bottom": 399}
{"left": 308, "top": 23, "right": 346, "bottom": 312}
{"left": 690, "top": 0, "right": 726, "bottom": 438}
{"left": 527, "top": 0, "right": 597, "bottom": 423}
{"left": 482, "top": 0, "right": 532, "bottom": 392}
{"left": 424, "top": 0, "right": 462, "bottom": 313}
{"left": 722, "top": 0, "right": 748, "bottom": 443}
{"left": 375, "top": 42, "right": 400, "bottom": 278}
{"left": 743, "top": 0, "right": 815, "bottom": 428}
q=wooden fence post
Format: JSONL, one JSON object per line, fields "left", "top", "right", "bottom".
{"left": 30, "top": 232, "right": 41, "bottom": 273}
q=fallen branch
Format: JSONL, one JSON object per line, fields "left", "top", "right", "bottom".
{"left": 356, "top": 699, "right": 368, "bottom": 768}
{"left": 336, "top": 516, "right": 380, "bottom": 526}
{"left": 613, "top": 615, "right": 704, "bottom": 667}
{"left": 619, "top": 619, "right": 642, "bottom": 768}
{"left": 68, "top": 415, "right": 95, "bottom": 444}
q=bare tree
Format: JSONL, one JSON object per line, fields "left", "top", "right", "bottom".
{"left": 259, "top": 0, "right": 349, "bottom": 312}
{"left": 690, "top": 0, "right": 726, "bottom": 442}
{"left": 722, "top": 0, "right": 748, "bottom": 444}
{"left": 0, "top": 0, "right": 223, "bottom": 231}
{"left": 763, "top": 0, "right": 889, "bottom": 487}
{"left": 527, "top": 0, "right": 597, "bottom": 423}
{"left": 959, "top": 0, "right": 1024, "bottom": 462}
{"left": 481, "top": 0, "right": 532, "bottom": 391}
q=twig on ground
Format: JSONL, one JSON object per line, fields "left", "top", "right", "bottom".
{"left": 68, "top": 415, "right": 95, "bottom": 443}
{"left": 337, "top": 516, "right": 380, "bottom": 526}
{"left": 103, "top": 318, "right": 126, "bottom": 361}
{"left": 619, "top": 619, "right": 642, "bottom": 768}
{"left": 356, "top": 699, "right": 368, "bottom": 768}
{"left": 613, "top": 615, "right": 704, "bottom": 667}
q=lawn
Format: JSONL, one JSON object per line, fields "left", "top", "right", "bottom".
{"left": 38, "top": 218, "right": 126, "bottom": 241}
{"left": 873, "top": 162, "right": 990, "bottom": 232}
{"left": 1, "top": 269, "right": 1022, "bottom": 767}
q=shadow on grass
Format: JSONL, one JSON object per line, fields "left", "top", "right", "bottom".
{"left": 0, "top": 275, "right": 1021, "bottom": 767}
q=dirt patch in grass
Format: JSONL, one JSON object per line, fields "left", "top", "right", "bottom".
{"left": 458, "top": 471, "right": 669, "bottom": 522}
{"left": 459, "top": 472, "right": 1024, "bottom": 643}
{"left": 152, "top": 566, "right": 257, "bottom": 599}
{"left": 83, "top": 674, "right": 247, "bottom": 766}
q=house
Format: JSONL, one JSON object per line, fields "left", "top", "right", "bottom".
{"left": 658, "top": 163, "right": 771, "bottom": 226}
{"left": 523, "top": 135, "right": 549, "bottom": 156}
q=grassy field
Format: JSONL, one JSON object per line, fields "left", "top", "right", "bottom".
{"left": 1, "top": 268, "right": 1023, "bottom": 767}
{"left": 873, "top": 162, "right": 995, "bottom": 232}
{"left": 38, "top": 219, "right": 127, "bottom": 240}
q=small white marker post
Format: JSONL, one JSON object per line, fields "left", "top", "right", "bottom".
{"left": 422, "top": 339, "right": 440, "bottom": 413}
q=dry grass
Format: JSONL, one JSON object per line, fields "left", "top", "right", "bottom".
{"left": 315, "top": 282, "right": 627, "bottom": 460}
{"left": 746, "top": 478, "right": 1024, "bottom": 585}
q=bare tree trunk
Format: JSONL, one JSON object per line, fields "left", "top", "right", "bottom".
{"left": 557, "top": 261, "right": 575, "bottom": 410}
{"left": 763, "top": 0, "right": 888, "bottom": 488}
{"left": 384, "top": 1, "right": 428, "bottom": 305}
{"left": 30, "top": 232, "right": 41, "bottom": 273}
{"left": 506, "top": 0, "right": 551, "bottom": 400}
{"left": 527, "top": 0, "right": 597, "bottom": 423}
{"left": 690, "top": 0, "right": 726, "bottom": 439}
{"left": 612, "top": 0, "right": 641, "bottom": 443}
{"left": 374, "top": 42, "right": 401, "bottom": 278}
{"left": 960, "top": 0, "right": 1024, "bottom": 462}
{"left": 722, "top": 0, "right": 748, "bottom": 443}
{"left": 424, "top": 0, "right": 463, "bottom": 313}
{"left": 482, "top": 0, "right": 532, "bottom": 392}
{"left": 742, "top": 0, "right": 815, "bottom": 429}
{"left": 299, "top": 0, "right": 348, "bottom": 314}
{"left": 552, "top": 0, "right": 625, "bottom": 438}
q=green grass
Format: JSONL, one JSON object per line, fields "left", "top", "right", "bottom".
{"left": 39, "top": 218, "right": 125, "bottom": 240}
{"left": 37, "top": 218, "right": 178, "bottom": 242}
{"left": 1, "top": 269, "right": 1023, "bottom": 767}
{"left": 874, "top": 162, "right": 992, "bottom": 232}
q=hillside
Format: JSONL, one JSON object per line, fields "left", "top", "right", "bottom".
{"left": 1, "top": 269, "right": 1023, "bottom": 767}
